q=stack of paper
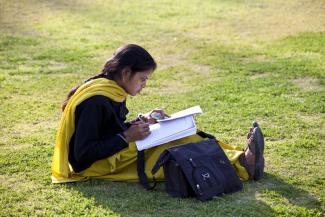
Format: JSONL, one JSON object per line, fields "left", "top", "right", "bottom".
{"left": 135, "top": 106, "right": 203, "bottom": 151}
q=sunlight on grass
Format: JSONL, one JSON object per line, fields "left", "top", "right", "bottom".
{"left": 0, "top": 0, "right": 324, "bottom": 216}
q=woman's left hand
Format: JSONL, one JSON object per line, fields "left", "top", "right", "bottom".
{"left": 146, "top": 108, "right": 170, "bottom": 124}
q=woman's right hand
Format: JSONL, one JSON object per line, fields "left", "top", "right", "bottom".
{"left": 123, "top": 121, "right": 151, "bottom": 142}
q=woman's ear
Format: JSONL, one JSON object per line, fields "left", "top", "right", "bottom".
{"left": 121, "top": 67, "right": 132, "bottom": 82}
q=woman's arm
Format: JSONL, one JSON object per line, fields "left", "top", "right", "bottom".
{"left": 73, "top": 102, "right": 129, "bottom": 168}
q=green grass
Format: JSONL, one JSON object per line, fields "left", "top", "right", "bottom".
{"left": 0, "top": 0, "right": 324, "bottom": 216}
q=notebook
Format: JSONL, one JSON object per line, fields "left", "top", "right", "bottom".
{"left": 135, "top": 106, "right": 202, "bottom": 151}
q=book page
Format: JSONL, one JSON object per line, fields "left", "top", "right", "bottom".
{"left": 148, "top": 127, "right": 197, "bottom": 148}
{"left": 135, "top": 115, "right": 196, "bottom": 150}
{"left": 151, "top": 116, "right": 194, "bottom": 138}
{"left": 158, "top": 105, "right": 202, "bottom": 122}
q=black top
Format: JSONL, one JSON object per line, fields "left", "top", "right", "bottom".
{"left": 68, "top": 95, "right": 130, "bottom": 172}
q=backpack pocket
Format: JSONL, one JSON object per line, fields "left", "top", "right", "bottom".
{"left": 164, "top": 159, "right": 194, "bottom": 198}
{"left": 184, "top": 156, "right": 226, "bottom": 201}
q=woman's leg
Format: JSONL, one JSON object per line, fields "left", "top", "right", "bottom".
{"left": 78, "top": 122, "right": 264, "bottom": 182}
{"left": 218, "top": 140, "right": 249, "bottom": 181}
{"left": 77, "top": 134, "right": 204, "bottom": 181}
{"left": 143, "top": 134, "right": 250, "bottom": 181}
{"left": 238, "top": 122, "right": 265, "bottom": 180}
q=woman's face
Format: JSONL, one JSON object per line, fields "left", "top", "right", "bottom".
{"left": 121, "top": 69, "right": 152, "bottom": 96}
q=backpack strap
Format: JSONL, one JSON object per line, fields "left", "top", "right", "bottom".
{"left": 137, "top": 150, "right": 157, "bottom": 190}
{"left": 151, "top": 151, "right": 170, "bottom": 174}
{"left": 196, "top": 130, "right": 217, "bottom": 141}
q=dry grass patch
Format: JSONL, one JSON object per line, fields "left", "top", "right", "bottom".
{"left": 146, "top": 80, "right": 195, "bottom": 96}
{"left": 292, "top": 77, "right": 324, "bottom": 92}
{"left": 250, "top": 72, "right": 271, "bottom": 80}
{"left": 0, "top": 0, "right": 46, "bottom": 36}
{"left": 189, "top": 0, "right": 325, "bottom": 44}
{"left": 12, "top": 121, "right": 56, "bottom": 137}
{"left": 240, "top": 55, "right": 272, "bottom": 64}
{"left": 190, "top": 63, "right": 211, "bottom": 75}
{"left": 298, "top": 113, "right": 325, "bottom": 124}
{"left": 0, "top": 174, "right": 41, "bottom": 193}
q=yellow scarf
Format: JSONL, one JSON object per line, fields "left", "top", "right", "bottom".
{"left": 51, "top": 78, "right": 128, "bottom": 183}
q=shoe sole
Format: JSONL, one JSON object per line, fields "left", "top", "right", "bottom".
{"left": 252, "top": 127, "right": 265, "bottom": 180}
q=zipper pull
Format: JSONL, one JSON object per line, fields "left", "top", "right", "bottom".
{"left": 196, "top": 184, "right": 203, "bottom": 195}
{"left": 189, "top": 158, "right": 197, "bottom": 167}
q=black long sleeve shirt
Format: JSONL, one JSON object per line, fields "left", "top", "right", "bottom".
{"left": 68, "top": 95, "right": 130, "bottom": 172}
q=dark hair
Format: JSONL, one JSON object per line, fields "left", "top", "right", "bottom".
{"left": 61, "top": 44, "right": 157, "bottom": 111}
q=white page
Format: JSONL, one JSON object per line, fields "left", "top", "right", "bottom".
{"left": 146, "top": 127, "right": 197, "bottom": 149}
{"left": 152, "top": 116, "right": 195, "bottom": 139}
{"left": 149, "top": 119, "right": 196, "bottom": 145}
{"left": 157, "top": 105, "right": 203, "bottom": 122}
{"left": 135, "top": 116, "right": 196, "bottom": 150}
{"left": 136, "top": 125, "right": 197, "bottom": 151}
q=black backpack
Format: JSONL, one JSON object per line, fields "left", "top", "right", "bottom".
{"left": 138, "top": 137, "right": 243, "bottom": 201}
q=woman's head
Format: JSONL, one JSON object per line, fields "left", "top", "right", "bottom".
{"left": 102, "top": 44, "right": 156, "bottom": 79}
{"left": 102, "top": 44, "right": 157, "bottom": 96}
{"left": 61, "top": 44, "right": 156, "bottom": 111}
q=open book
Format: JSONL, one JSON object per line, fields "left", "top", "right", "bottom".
{"left": 135, "top": 106, "right": 203, "bottom": 151}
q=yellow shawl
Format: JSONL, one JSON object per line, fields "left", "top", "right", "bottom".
{"left": 52, "top": 78, "right": 249, "bottom": 183}
{"left": 51, "top": 78, "right": 128, "bottom": 183}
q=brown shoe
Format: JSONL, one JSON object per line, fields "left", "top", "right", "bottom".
{"left": 239, "top": 121, "right": 265, "bottom": 180}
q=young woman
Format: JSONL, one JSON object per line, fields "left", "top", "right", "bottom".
{"left": 51, "top": 44, "right": 264, "bottom": 183}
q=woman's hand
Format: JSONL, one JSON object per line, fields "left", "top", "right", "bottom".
{"left": 146, "top": 108, "right": 170, "bottom": 124}
{"left": 123, "top": 121, "right": 151, "bottom": 142}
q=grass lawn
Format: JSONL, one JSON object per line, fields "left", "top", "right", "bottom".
{"left": 0, "top": 0, "right": 324, "bottom": 216}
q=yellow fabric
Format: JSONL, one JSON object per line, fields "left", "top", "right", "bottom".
{"left": 77, "top": 134, "right": 205, "bottom": 181}
{"left": 218, "top": 140, "right": 249, "bottom": 181}
{"left": 76, "top": 135, "right": 249, "bottom": 182}
{"left": 51, "top": 77, "right": 249, "bottom": 183}
{"left": 51, "top": 78, "right": 128, "bottom": 183}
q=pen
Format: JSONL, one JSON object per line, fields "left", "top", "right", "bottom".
{"left": 137, "top": 114, "right": 147, "bottom": 123}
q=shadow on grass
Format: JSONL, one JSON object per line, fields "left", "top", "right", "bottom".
{"left": 252, "top": 173, "right": 321, "bottom": 209}
{"left": 64, "top": 172, "right": 320, "bottom": 216}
